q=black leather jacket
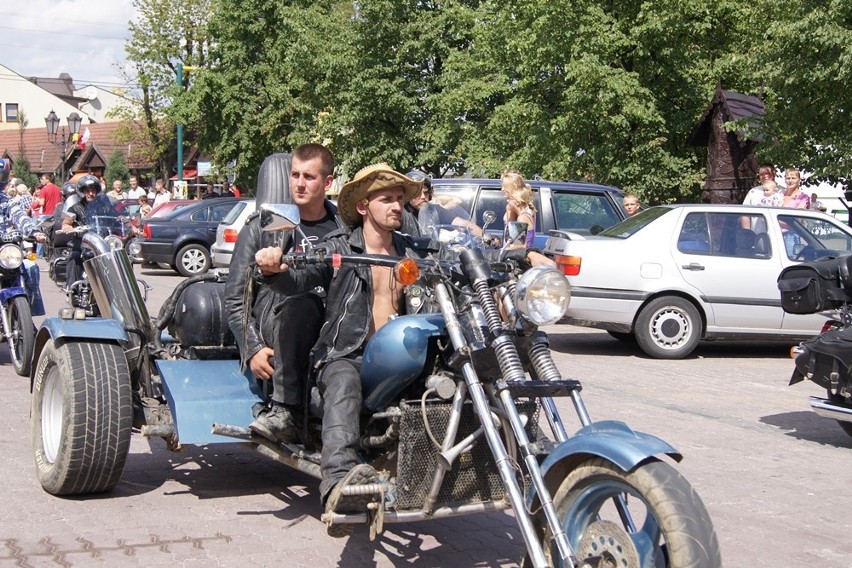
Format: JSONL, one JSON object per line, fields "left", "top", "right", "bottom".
{"left": 225, "top": 199, "right": 346, "bottom": 371}
{"left": 262, "top": 226, "right": 435, "bottom": 368}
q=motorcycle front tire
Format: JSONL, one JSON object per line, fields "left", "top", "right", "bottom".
{"left": 31, "top": 339, "right": 132, "bottom": 495}
{"left": 542, "top": 457, "right": 721, "bottom": 567}
{"left": 8, "top": 295, "right": 35, "bottom": 376}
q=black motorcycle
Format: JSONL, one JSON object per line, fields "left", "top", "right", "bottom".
{"left": 779, "top": 254, "right": 852, "bottom": 436}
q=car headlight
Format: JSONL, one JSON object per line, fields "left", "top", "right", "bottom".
{"left": 105, "top": 235, "right": 124, "bottom": 250}
{"left": 0, "top": 243, "right": 24, "bottom": 270}
{"left": 514, "top": 266, "right": 571, "bottom": 325}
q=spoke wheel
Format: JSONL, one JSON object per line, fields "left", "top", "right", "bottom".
{"left": 9, "top": 296, "right": 35, "bottom": 376}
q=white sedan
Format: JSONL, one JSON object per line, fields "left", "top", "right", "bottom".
{"left": 544, "top": 204, "right": 852, "bottom": 359}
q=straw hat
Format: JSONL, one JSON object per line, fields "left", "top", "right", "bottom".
{"left": 337, "top": 163, "right": 421, "bottom": 226}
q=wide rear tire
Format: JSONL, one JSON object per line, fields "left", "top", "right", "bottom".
{"left": 31, "top": 339, "right": 132, "bottom": 495}
{"left": 9, "top": 296, "right": 35, "bottom": 376}
{"left": 545, "top": 457, "right": 721, "bottom": 567}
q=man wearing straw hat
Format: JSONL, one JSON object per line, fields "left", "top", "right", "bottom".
{"left": 256, "top": 163, "right": 551, "bottom": 536}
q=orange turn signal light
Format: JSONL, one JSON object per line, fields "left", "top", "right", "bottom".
{"left": 394, "top": 258, "right": 420, "bottom": 286}
{"left": 555, "top": 254, "right": 582, "bottom": 276}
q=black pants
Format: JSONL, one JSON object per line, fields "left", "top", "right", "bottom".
{"left": 316, "top": 357, "right": 363, "bottom": 503}
{"left": 270, "top": 294, "right": 324, "bottom": 407}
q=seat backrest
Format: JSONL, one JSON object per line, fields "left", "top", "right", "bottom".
{"left": 734, "top": 228, "right": 756, "bottom": 256}
{"left": 754, "top": 232, "right": 771, "bottom": 256}
{"left": 255, "top": 153, "right": 293, "bottom": 207}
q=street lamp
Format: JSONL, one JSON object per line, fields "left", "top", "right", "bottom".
{"left": 45, "top": 110, "right": 82, "bottom": 183}
{"left": 175, "top": 62, "right": 199, "bottom": 182}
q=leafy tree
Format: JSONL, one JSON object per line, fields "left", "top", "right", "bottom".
{"left": 13, "top": 108, "right": 38, "bottom": 189}
{"left": 117, "top": 0, "right": 212, "bottom": 181}
{"left": 741, "top": 0, "right": 852, "bottom": 190}
{"left": 105, "top": 151, "right": 131, "bottom": 189}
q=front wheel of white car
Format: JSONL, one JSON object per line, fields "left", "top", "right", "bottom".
{"left": 635, "top": 296, "right": 701, "bottom": 359}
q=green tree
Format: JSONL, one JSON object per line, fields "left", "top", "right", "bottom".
{"left": 105, "top": 151, "right": 131, "bottom": 190}
{"left": 742, "top": 0, "right": 852, "bottom": 190}
{"left": 13, "top": 108, "right": 38, "bottom": 189}
{"left": 118, "top": 0, "right": 212, "bottom": 181}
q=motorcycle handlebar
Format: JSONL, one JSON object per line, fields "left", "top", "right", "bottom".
{"left": 279, "top": 251, "right": 517, "bottom": 276}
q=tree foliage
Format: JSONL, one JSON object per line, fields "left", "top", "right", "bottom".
{"left": 118, "top": 0, "right": 212, "bottom": 180}
{"left": 105, "top": 151, "right": 130, "bottom": 189}
{"left": 742, "top": 0, "right": 852, "bottom": 190}
{"left": 172, "top": 0, "right": 848, "bottom": 200}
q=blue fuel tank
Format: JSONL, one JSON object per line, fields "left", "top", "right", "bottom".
{"left": 361, "top": 313, "right": 446, "bottom": 411}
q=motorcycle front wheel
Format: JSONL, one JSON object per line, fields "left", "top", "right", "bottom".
{"left": 8, "top": 296, "right": 35, "bottom": 376}
{"left": 545, "top": 457, "right": 721, "bottom": 567}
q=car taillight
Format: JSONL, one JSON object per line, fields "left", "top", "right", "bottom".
{"left": 555, "top": 254, "right": 582, "bottom": 276}
{"left": 224, "top": 228, "right": 239, "bottom": 243}
{"left": 143, "top": 224, "right": 152, "bottom": 239}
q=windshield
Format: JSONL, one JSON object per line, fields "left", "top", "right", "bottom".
{"left": 597, "top": 206, "right": 671, "bottom": 239}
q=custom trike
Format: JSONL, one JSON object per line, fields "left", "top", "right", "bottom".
{"left": 29, "top": 203, "right": 720, "bottom": 567}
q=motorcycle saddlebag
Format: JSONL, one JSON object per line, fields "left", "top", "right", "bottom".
{"left": 778, "top": 256, "right": 852, "bottom": 314}
{"left": 170, "top": 281, "right": 236, "bottom": 347}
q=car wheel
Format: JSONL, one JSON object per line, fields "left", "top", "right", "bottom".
{"left": 175, "top": 244, "right": 211, "bottom": 277}
{"left": 634, "top": 296, "right": 702, "bottom": 359}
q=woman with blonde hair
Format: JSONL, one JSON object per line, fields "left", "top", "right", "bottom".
{"left": 501, "top": 168, "right": 537, "bottom": 247}
{"left": 783, "top": 168, "right": 810, "bottom": 209}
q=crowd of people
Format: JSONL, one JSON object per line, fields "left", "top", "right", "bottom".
{"left": 741, "top": 163, "right": 825, "bottom": 210}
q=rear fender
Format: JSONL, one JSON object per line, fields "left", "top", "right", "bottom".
{"left": 528, "top": 420, "right": 682, "bottom": 510}
{"left": 31, "top": 317, "right": 128, "bottom": 389}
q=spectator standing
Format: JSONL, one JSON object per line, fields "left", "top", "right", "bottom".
{"left": 138, "top": 194, "right": 153, "bottom": 217}
{"left": 39, "top": 173, "right": 61, "bottom": 215}
{"left": 201, "top": 184, "right": 219, "bottom": 199}
{"left": 742, "top": 163, "right": 783, "bottom": 206}
{"left": 152, "top": 179, "right": 171, "bottom": 208}
{"left": 623, "top": 193, "right": 641, "bottom": 217}
{"left": 107, "top": 180, "right": 127, "bottom": 203}
{"left": 221, "top": 181, "right": 236, "bottom": 198}
{"left": 501, "top": 168, "right": 537, "bottom": 247}
{"left": 782, "top": 168, "right": 810, "bottom": 209}
{"left": 810, "top": 193, "right": 827, "bottom": 212}
{"left": 126, "top": 176, "right": 146, "bottom": 199}
{"left": 30, "top": 188, "right": 43, "bottom": 217}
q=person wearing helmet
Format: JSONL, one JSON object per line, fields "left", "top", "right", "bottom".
{"left": 58, "top": 174, "right": 103, "bottom": 288}
{"left": 0, "top": 158, "right": 48, "bottom": 316}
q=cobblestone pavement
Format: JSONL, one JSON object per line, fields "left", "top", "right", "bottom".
{"left": 2, "top": 260, "right": 851, "bottom": 566}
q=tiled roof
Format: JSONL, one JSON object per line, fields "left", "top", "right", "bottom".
{"left": 0, "top": 121, "right": 154, "bottom": 177}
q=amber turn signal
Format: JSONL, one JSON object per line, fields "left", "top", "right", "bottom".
{"left": 394, "top": 258, "right": 419, "bottom": 286}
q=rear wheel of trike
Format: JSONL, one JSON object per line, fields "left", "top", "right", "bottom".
{"left": 543, "top": 457, "right": 721, "bottom": 567}
{"left": 31, "top": 339, "right": 132, "bottom": 495}
{"left": 9, "top": 296, "right": 35, "bottom": 376}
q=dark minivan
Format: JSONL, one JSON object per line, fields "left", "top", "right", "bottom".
{"left": 430, "top": 178, "right": 627, "bottom": 248}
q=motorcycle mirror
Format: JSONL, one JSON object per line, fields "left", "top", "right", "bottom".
{"left": 482, "top": 210, "right": 497, "bottom": 230}
{"left": 260, "top": 203, "right": 301, "bottom": 232}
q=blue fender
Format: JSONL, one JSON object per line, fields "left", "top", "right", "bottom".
{"left": 528, "top": 420, "right": 682, "bottom": 508}
{"left": 0, "top": 285, "right": 27, "bottom": 304}
{"left": 31, "top": 317, "right": 129, "bottom": 386}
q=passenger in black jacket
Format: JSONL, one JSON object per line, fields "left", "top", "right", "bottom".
{"left": 225, "top": 145, "right": 345, "bottom": 444}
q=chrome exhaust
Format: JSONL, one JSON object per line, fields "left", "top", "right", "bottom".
{"left": 809, "top": 396, "right": 852, "bottom": 424}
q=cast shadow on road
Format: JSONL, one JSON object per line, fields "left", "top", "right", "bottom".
{"left": 760, "top": 410, "right": 852, "bottom": 448}
{"left": 546, "top": 329, "right": 792, "bottom": 360}
{"left": 111, "top": 439, "right": 526, "bottom": 566}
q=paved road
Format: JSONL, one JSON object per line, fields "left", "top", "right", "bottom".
{"left": 2, "top": 260, "right": 851, "bottom": 567}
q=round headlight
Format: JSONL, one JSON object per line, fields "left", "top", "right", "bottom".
{"left": 127, "top": 240, "right": 141, "bottom": 256}
{"left": 514, "top": 266, "right": 571, "bottom": 326}
{"left": 0, "top": 243, "right": 24, "bottom": 269}
{"left": 105, "top": 235, "right": 124, "bottom": 250}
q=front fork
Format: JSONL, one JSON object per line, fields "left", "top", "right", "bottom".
{"left": 434, "top": 279, "right": 575, "bottom": 568}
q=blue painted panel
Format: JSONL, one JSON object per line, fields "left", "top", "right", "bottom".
{"left": 158, "top": 359, "right": 263, "bottom": 445}
{"left": 39, "top": 317, "right": 128, "bottom": 342}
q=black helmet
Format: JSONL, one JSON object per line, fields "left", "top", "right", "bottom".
{"left": 76, "top": 174, "right": 102, "bottom": 197}
{"left": 405, "top": 169, "right": 432, "bottom": 190}
{"left": 62, "top": 182, "right": 77, "bottom": 198}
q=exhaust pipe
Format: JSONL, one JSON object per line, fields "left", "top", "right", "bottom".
{"left": 809, "top": 396, "right": 852, "bottom": 424}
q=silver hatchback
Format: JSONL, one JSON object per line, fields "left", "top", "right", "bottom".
{"left": 211, "top": 199, "right": 256, "bottom": 270}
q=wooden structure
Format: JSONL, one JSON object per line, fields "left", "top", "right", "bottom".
{"left": 689, "top": 87, "right": 766, "bottom": 203}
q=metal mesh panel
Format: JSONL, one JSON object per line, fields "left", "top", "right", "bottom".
{"left": 395, "top": 399, "right": 538, "bottom": 511}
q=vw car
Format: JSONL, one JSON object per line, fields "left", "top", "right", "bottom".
{"left": 211, "top": 199, "right": 256, "bottom": 269}
{"left": 545, "top": 204, "right": 852, "bottom": 359}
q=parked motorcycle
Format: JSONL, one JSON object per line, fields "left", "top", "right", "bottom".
{"left": 0, "top": 235, "right": 38, "bottom": 376}
{"left": 780, "top": 254, "right": 852, "bottom": 437}
{"left": 29, "top": 203, "right": 720, "bottom": 567}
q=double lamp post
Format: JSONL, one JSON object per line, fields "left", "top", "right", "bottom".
{"left": 44, "top": 110, "right": 82, "bottom": 184}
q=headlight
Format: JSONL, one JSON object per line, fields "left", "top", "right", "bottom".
{"left": 0, "top": 243, "right": 24, "bottom": 269}
{"left": 514, "top": 266, "right": 571, "bottom": 325}
{"left": 105, "top": 235, "right": 124, "bottom": 250}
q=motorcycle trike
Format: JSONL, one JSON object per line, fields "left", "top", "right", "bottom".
{"left": 29, "top": 203, "right": 720, "bottom": 567}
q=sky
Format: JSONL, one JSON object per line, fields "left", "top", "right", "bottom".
{"left": 2, "top": 3, "right": 137, "bottom": 89}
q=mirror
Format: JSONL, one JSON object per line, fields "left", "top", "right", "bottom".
{"left": 482, "top": 210, "right": 497, "bottom": 230}
{"left": 260, "top": 203, "right": 300, "bottom": 232}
